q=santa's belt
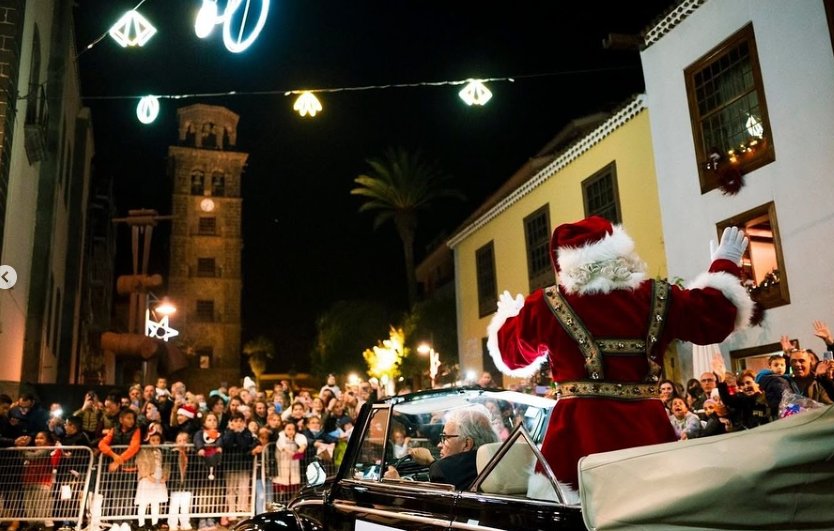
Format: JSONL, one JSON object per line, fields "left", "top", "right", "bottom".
{"left": 554, "top": 381, "right": 658, "bottom": 400}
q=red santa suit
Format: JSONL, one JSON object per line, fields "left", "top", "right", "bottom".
{"left": 488, "top": 217, "right": 753, "bottom": 494}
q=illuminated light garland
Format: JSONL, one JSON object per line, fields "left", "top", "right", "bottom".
{"left": 136, "top": 95, "right": 160, "bottom": 124}
{"left": 78, "top": 67, "right": 639, "bottom": 123}
{"left": 223, "top": 0, "right": 270, "bottom": 53}
{"left": 146, "top": 314, "right": 179, "bottom": 342}
{"left": 458, "top": 80, "right": 492, "bottom": 106}
{"left": 195, "top": 0, "right": 222, "bottom": 39}
{"left": 195, "top": 0, "right": 270, "bottom": 53}
{"left": 109, "top": 10, "right": 157, "bottom": 47}
{"left": 745, "top": 114, "right": 764, "bottom": 139}
{"left": 293, "top": 91, "right": 322, "bottom": 117}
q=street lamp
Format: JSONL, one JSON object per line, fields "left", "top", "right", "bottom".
{"left": 417, "top": 343, "right": 441, "bottom": 389}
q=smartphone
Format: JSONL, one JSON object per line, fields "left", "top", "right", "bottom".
{"left": 824, "top": 351, "right": 833, "bottom": 361}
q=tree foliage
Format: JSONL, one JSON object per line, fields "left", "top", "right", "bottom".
{"left": 400, "top": 289, "right": 458, "bottom": 388}
{"left": 351, "top": 147, "right": 464, "bottom": 306}
{"left": 310, "top": 299, "right": 400, "bottom": 378}
{"left": 242, "top": 335, "right": 275, "bottom": 383}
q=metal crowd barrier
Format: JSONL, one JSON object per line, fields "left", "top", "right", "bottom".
{"left": 260, "top": 441, "right": 339, "bottom": 510}
{"left": 0, "top": 446, "right": 95, "bottom": 531}
{"left": 0, "top": 440, "right": 341, "bottom": 531}
{"left": 96, "top": 444, "right": 258, "bottom": 529}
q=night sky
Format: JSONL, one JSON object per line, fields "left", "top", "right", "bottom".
{"left": 73, "top": 1, "right": 673, "bottom": 370}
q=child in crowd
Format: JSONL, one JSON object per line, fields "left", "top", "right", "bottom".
{"left": 135, "top": 423, "right": 168, "bottom": 530}
{"left": 193, "top": 413, "right": 222, "bottom": 480}
{"left": 668, "top": 397, "right": 701, "bottom": 440}
{"left": 22, "top": 431, "right": 62, "bottom": 530}
{"left": 193, "top": 413, "right": 222, "bottom": 531}
{"left": 274, "top": 422, "right": 307, "bottom": 494}
{"left": 302, "top": 416, "right": 335, "bottom": 463}
{"left": 756, "top": 354, "right": 791, "bottom": 419}
{"left": 700, "top": 399, "right": 729, "bottom": 437}
{"left": 332, "top": 417, "right": 353, "bottom": 467}
{"left": 219, "top": 412, "right": 260, "bottom": 528}
{"left": 167, "top": 432, "right": 194, "bottom": 531}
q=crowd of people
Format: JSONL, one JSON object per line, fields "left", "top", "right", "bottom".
{"left": 657, "top": 320, "right": 834, "bottom": 440}
{"left": 0, "top": 373, "right": 380, "bottom": 531}
{"left": 2, "top": 318, "right": 833, "bottom": 531}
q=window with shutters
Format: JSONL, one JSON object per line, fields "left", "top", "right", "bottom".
{"left": 524, "top": 205, "right": 552, "bottom": 291}
{"left": 582, "top": 162, "right": 621, "bottom": 224}
{"left": 685, "top": 24, "right": 775, "bottom": 193}
{"left": 476, "top": 242, "right": 498, "bottom": 318}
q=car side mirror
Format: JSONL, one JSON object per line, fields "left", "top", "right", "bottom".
{"left": 306, "top": 461, "right": 326, "bottom": 487}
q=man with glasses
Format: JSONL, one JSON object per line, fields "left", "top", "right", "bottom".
{"left": 385, "top": 407, "right": 498, "bottom": 490}
{"left": 699, "top": 372, "right": 718, "bottom": 400}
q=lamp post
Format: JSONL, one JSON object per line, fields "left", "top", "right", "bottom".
{"left": 417, "top": 343, "right": 441, "bottom": 389}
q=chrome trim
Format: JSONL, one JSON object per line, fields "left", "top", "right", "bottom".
{"left": 332, "top": 503, "right": 452, "bottom": 528}
{"left": 287, "top": 498, "right": 323, "bottom": 509}
{"left": 447, "top": 521, "right": 509, "bottom": 531}
{"left": 469, "top": 423, "right": 569, "bottom": 505}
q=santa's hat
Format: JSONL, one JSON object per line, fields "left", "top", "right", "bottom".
{"left": 177, "top": 404, "right": 197, "bottom": 419}
{"left": 549, "top": 216, "right": 645, "bottom": 295}
{"left": 145, "top": 422, "right": 163, "bottom": 442}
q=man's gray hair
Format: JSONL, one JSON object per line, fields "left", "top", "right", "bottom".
{"left": 448, "top": 405, "right": 499, "bottom": 449}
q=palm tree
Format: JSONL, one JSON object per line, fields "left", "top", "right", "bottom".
{"left": 242, "top": 335, "right": 275, "bottom": 387}
{"left": 351, "top": 147, "right": 464, "bottom": 306}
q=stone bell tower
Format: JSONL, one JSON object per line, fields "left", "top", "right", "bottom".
{"left": 167, "top": 104, "right": 247, "bottom": 388}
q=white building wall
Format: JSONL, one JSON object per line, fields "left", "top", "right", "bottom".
{"left": 0, "top": 0, "right": 55, "bottom": 382}
{"left": 641, "top": 0, "right": 834, "bottom": 375}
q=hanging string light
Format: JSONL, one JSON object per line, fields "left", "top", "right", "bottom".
{"left": 79, "top": 67, "right": 638, "bottom": 124}
{"left": 292, "top": 91, "right": 323, "bottom": 117}
{"left": 458, "top": 80, "right": 493, "bottom": 106}
{"left": 108, "top": 10, "right": 157, "bottom": 47}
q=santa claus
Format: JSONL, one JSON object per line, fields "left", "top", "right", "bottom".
{"left": 487, "top": 216, "right": 752, "bottom": 501}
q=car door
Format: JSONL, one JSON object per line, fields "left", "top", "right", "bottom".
{"left": 449, "top": 427, "right": 585, "bottom": 530}
{"left": 326, "top": 405, "right": 456, "bottom": 531}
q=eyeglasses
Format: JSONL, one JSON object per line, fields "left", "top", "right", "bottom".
{"left": 700, "top": 378, "right": 715, "bottom": 382}
{"left": 439, "top": 433, "right": 461, "bottom": 443}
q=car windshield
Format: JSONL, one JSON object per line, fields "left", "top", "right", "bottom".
{"left": 388, "top": 389, "right": 553, "bottom": 461}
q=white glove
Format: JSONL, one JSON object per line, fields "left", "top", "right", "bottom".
{"left": 710, "top": 226, "right": 748, "bottom": 265}
{"left": 496, "top": 291, "right": 525, "bottom": 319}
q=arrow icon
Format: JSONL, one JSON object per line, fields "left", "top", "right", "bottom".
{"left": 0, "top": 265, "right": 17, "bottom": 289}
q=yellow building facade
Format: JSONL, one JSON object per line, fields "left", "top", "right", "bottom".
{"left": 448, "top": 96, "right": 675, "bottom": 386}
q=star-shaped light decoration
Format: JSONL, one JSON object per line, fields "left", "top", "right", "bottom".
{"left": 293, "top": 91, "right": 322, "bottom": 117}
{"left": 146, "top": 315, "right": 179, "bottom": 342}
{"left": 109, "top": 10, "right": 157, "bottom": 47}
{"left": 458, "top": 80, "right": 493, "bottom": 106}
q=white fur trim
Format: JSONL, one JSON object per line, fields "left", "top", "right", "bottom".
{"left": 527, "top": 472, "right": 580, "bottom": 505}
{"left": 557, "top": 225, "right": 646, "bottom": 295}
{"left": 687, "top": 270, "right": 754, "bottom": 331}
{"left": 486, "top": 297, "right": 548, "bottom": 378}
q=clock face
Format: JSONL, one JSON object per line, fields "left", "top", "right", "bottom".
{"left": 200, "top": 198, "right": 215, "bottom": 212}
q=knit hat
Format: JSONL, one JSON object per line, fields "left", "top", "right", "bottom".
{"left": 176, "top": 404, "right": 197, "bottom": 419}
{"left": 549, "top": 216, "right": 645, "bottom": 295}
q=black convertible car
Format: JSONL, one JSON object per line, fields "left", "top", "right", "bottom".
{"left": 236, "top": 386, "right": 584, "bottom": 531}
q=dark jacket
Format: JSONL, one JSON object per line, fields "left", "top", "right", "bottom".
{"left": 219, "top": 428, "right": 257, "bottom": 471}
{"left": 717, "top": 382, "right": 770, "bottom": 430}
{"left": 429, "top": 450, "right": 478, "bottom": 490}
